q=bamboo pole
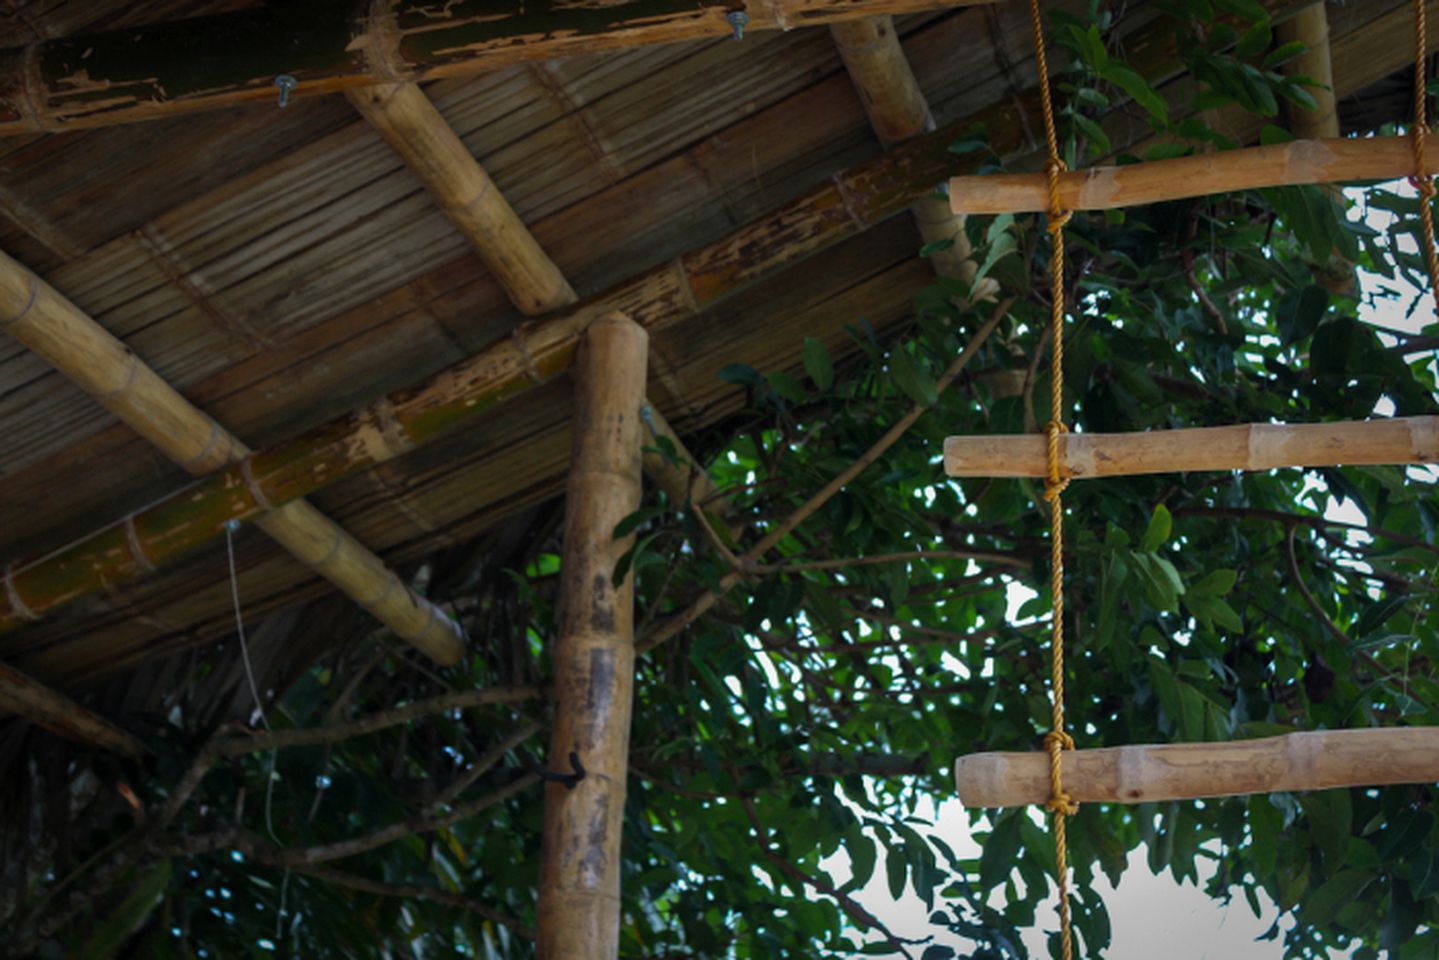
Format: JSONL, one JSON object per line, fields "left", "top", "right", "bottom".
{"left": 0, "top": 249, "right": 465, "bottom": 666}
{"left": 955, "top": 728, "right": 1439, "bottom": 807}
{"left": 943, "top": 417, "right": 1438, "bottom": 478}
{"left": 0, "top": 0, "right": 1000, "bottom": 136}
{"left": 536, "top": 313, "right": 646, "bottom": 960}
{"left": 0, "top": 660, "right": 143, "bottom": 756}
{"left": 831, "top": 16, "right": 990, "bottom": 295}
{"left": 0, "top": 87, "right": 1038, "bottom": 635}
{"left": 947, "top": 135, "right": 1438, "bottom": 215}
{"left": 345, "top": 82, "right": 575, "bottom": 317}
{"left": 1276, "top": 4, "right": 1339, "bottom": 140}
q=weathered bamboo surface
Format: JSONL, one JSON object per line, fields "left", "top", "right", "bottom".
{"left": 0, "top": 248, "right": 465, "bottom": 665}
{"left": 0, "top": 0, "right": 1000, "bottom": 136}
{"left": 955, "top": 728, "right": 1439, "bottom": 807}
{"left": 0, "top": 660, "right": 143, "bottom": 756}
{"left": 1277, "top": 5, "right": 1339, "bottom": 139}
{"left": 832, "top": 16, "right": 985, "bottom": 292}
{"left": 0, "top": 92, "right": 1033, "bottom": 636}
{"left": 943, "top": 417, "right": 1438, "bottom": 478}
{"left": 537, "top": 314, "right": 646, "bottom": 959}
{"left": 948, "top": 135, "right": 1438, "bottom": 214}
{"left": 345, "top": 82, "right": 576, "bottom": 316}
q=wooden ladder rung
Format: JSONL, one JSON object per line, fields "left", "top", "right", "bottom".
{"left": 955, "top": 727, "right": 1439, "bottom": 808}
{"left": 947, "top": 134, "right": 1436, "bottom": 215}
{"left": 943, "top": 417, "right": 1436, "bottom": 479}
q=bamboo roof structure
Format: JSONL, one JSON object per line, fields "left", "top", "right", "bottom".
{"left": 0, "top": 0, "right": 1436, "bottom": 943}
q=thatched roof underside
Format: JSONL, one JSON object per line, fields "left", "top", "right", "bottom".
{"left": 0, "top": 0, "right": 1429, "bottom": 792}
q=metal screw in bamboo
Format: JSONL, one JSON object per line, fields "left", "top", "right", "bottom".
{"left": 0, "top": 249, "right": 464, "bottom": 665}
{"left": 536, "top": 313, "right": 647, "bottom": 960}
{"left": 955, "top": 728, "right": 1439, "bottom": 808}
{"left": 948, "top": 134, "right": 1439, "bottom": 215}
{"left": 943, "top": 417, "right": 1438, "bottom": 478}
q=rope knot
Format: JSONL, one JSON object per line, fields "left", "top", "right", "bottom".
{"left": 1043, "top": 730, "right": 1078, "bottom": 815}
{"left": 1042, "top": 419, "right": 1071, "bottom": 501}
{"left": 1413, "top": 174, "right": 1438, "bottom": 199}
{"left": 1044, "top": 730, "right": 1076, "bottom": 753}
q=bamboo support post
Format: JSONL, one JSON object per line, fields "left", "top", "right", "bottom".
{"left": 346, "top": 82, "right": 575, "bottom": 316}
{"left": 0, "top": 249, "right": 464, "bottom": 665}
{"left": 0, "top": 89, "right": 1036, "bottom": 635}
{"left": 0, "top": 0, "right": 999, "bottom": 136}
{"left": 536, "top": 313, "right": 647, "bottom": 959}
{"left": 1276, "top": 4, "right": 1339, "bottom": 140}
{"left": 831, "top": 16, "right": 989, "bottom": 295}
{"left": 955, "top": 728, "right": 1439, "bottom": 807}
{"left": 947, "top": 135, "right": 1438, "bottom": 215}
{"left": 0, "top": 660, "right": 143, "bottom": 756}
{"left": 943, "top": 417, "right": 1437, "bottom": 478}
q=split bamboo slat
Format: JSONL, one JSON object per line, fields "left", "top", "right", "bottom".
{"left": 0, "top": 660, "right": 143, "bottom": 757}
{"left": 0, "top": 0, "right": 1000, "bottom": 136}
{"left": 0, "top": 249, "right": 465, "bottom": 666}
{"left": 955, "top": 728, "right": 1439, "bottom": 807}
{"left": 831, "top": 16, "right": 988, "bottom": 293}
{"left": 948, "top": 134, "right": 1439, "bottom": 215}
{"left": 0, "top": 93, "right": 1036, "bottom": 636}
{"left": 537, "top": 314, "right": 647, "bottom": 960}
{"left": 345, "top": 82, "right": 576, "bottom": 316}
{"left": 943, "top": 417, "right": 1437, "bottom": 478}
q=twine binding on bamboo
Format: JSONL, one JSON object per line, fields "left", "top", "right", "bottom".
{"left": 1, "top": 273, "right": 38, "bottom": 328}
{"left": 511, "top": 324, "right": 546, "bottom": 384}
{"left": 3, "top": 563, "right": 38, "bottom": 621}
{"left": 123, "top": 514, "right": 156, "bottom": 573}
{"left": 240, "top": 458, "right": 274, "bottom": 512}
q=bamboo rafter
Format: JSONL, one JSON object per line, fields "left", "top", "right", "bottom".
{"left": 955, "top": 728, "right": 1439, "bottom": 807}
{"left": 0, "top": 249, "right": 465, "bottom": 665}
{"left": 943, "top": 417, "right": 1438, "bottom": 478}
{"left": 0, "top": 0, "right": 1001, "bottom": 136}
{"left": 0, "top": 86, "right": 1038, "bottom": 636}
{"left": 948, "top": 135, "right": 1439, "bottom": 215}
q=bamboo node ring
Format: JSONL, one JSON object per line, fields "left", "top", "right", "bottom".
{"left": 1, "top": 274, "right": 39, "bottom": 328}
{"left": 239, "top": 458, "right": 274, "bottom": 512}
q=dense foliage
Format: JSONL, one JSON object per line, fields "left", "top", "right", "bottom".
{"left": 6, "top": 2, "right": 1439, "bottom": 958}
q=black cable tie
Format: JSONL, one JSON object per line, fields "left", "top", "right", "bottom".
{"left": 535, "top": 750, "right": 586, "bottom": 790}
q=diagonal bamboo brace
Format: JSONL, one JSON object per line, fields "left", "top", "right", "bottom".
{"left": 0, "top": 249, "right": 464, "bottom": 665}
{"left": 943, "top": 417, "right": 1437, "bottom": 478}
{"left": 955, "top": 728, "right": 1439, "bottom": 808}
{"left": 948, "top": 135, "right": 1439, "bottom": 215}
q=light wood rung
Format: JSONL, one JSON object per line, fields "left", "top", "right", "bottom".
{"left": 947, "top": 134, "right": 1437, "bottom": 215}
{"left": 943, "top": 417, "right": 1436, "bottom": 479}
{"left": 955, "top": 727, "right": 1439, "bottom": 808}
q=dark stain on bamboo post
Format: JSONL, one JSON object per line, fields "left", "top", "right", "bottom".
{"left": 537, "top": 312, "right": 647, "bottom": 958}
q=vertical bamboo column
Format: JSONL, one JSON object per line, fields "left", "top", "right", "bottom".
{"left": 536, "top": 313, "right": 647, "bottom": 959}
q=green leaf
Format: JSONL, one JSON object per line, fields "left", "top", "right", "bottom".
{"left": 1304, "top": 869, "right": 1375, "bottom": 926}
{"left": 1188, "top": 568, "right": 1237, "bottom": 597}
{"left": 1301, "top": 790, "right": 1352, "bottom": 869}
{"left": 919, "top": 236, "right": 956, "bottom": 258}
{"left": 1101, "top": 63, "right": 1168, "bottom": 123}
{"left": 1234, "top": 21, "right": 1271, "bottom": 60}
{"left": 81, "top": 860, "right": 172, "bottom": 960}
{"left": 1071, "top": 112, "right": 1112, "bottom": 156}
{"left": 1249, "top": 795, "right": 1281, "bottom": 877}
{"left": 886, "top": 844, "right": 908, "bottom": 900}
{"left": 1139, "top": 504, "right": 1173, "bottom": 551}
{"left": 979, "top": 813, "right": 1024, "bottom": 892}
{"left": 889, "top": 346, "right": 937, "bottom": 406}
{"left": 1263, "top": 40, "right": 1307, "bottom": 69}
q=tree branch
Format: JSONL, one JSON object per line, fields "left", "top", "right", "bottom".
{"left": 289, "top": 862, "right": 534, "bottom": 937}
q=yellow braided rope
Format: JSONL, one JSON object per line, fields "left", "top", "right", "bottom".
{"left": 1414, "top": 0, "right": 1439, "bottom": 319}
{"left": 1025, "top": 0, "right": 1077, "bottom": 957}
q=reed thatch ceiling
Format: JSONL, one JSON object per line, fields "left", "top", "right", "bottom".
{"left": 0, "top": 0, "right": 1429, "bottom": 747}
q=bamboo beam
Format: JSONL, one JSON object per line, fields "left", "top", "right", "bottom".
{"left": 0, "top": 0, "right": 1000, "bottom": 136}
{"left": 0, "top": 88, "right": 1037, "bottom": 636}
{"left": 0, "top": 249, "right": 465, "bottom": 666}
{"left": 947, "top": 134, "right": 1438, "bottom": 214}
{"left": 0, "top": 660, "right": 143, "bottom": 756}
{"left": 831, "top": 16, "right": 989, "bottom": 294}
{"left": 954, "top": 728, "right": 1439, "bottom": 808}
{"left": 943, "top": 417, "right": 1438, "bottom": 478}
{"left": 1276, "top": 4, "right": 1339, "bottom": 140}
{"left": 537, "top": 313, "right": 646, "bottom": 959}
{"left": 345, "top": 82, "right": 575, "bottom": 316}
